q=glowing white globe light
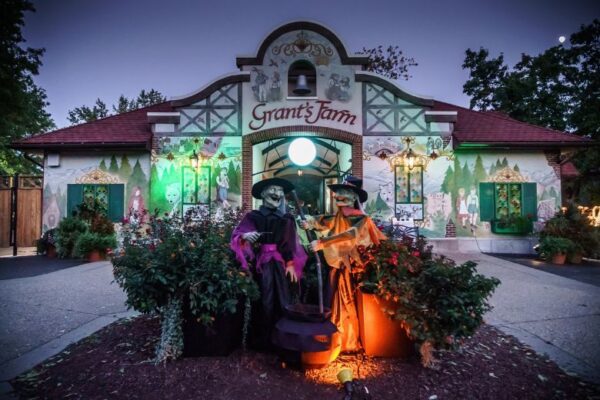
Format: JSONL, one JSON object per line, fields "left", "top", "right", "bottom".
{"left": 288, "top": 138, "right": 316, "bottom": 166}
{"left": 559, "top": 36, "right": 566, "bottom": 43}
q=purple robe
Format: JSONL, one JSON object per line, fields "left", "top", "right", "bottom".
{"left": 230, "top": 206, "right": 307, "bottom": 278}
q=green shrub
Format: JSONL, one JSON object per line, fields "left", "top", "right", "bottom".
{"left": 538, "top": 236, "right": 574, "bottom": 258}
{"left": 36, "top": 228, "right": 57, "bottom": 255}
{"left": 540, "top": 204, "right": 599, "bottom": 257}
{"left": 73, "top": 231, "right": 117, "bottom": 258}
{"left": 55, "top": 217, "right": 88, "bottom": 258}
{"left": 112, "top": 208, "right": 259, "bottom": 361}
{"left": 356, "top": 237, "right": 499, "bottom": 365}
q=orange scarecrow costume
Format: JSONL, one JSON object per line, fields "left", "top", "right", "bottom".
{"left": 302, "top": 176, "right": 386, "bottom": 353}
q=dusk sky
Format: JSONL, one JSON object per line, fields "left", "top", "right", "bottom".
{"left": 24, "top": 0, "right": 598, "bottom": 129}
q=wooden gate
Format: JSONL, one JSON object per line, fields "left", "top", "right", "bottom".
{"left": 0, "top": 176, "right": 43, "bottom": 251}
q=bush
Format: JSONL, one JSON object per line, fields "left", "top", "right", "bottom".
{"left": 55, "top": 217, "right": 88, "bottom": 258}
{"left": 538, "top": 236, "right": 575, "bottom": 258}
{"left": 356, "top": 236, "right": 499, "bottom": 366}
{"left": 36, "top": 228, "right": 57, "bottom": 255}
{"left": 540, "top": 204, "right": 599, "bottom": 257}
{"left": 112, "top": 207, "right": 259, "bottom": 361}
{"left": 73, "top": 231, "right": 117, "bottom": 258}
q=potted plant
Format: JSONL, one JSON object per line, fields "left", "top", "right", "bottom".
{"left": 538, "top": 236, "right": 574, "bottom": 265}
{"left": 356, "top": 236, "right": 500, "bottom": 367}
{"left": 74, "top": 231, "right": 117, "bottom": 261}
{"left": 112, "top": 207, "right": 259, "bottom": 362}
{"left": 568, "top": 242, "right": 584, "bottom": 264}
{"left": 55, "top": 216, "right": 88, "bottom": 258}
{"left": 36, "top": 228, "right": 57, "bottom": 258}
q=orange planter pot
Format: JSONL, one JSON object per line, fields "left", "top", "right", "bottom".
{"left": 357, "top": 291, "right": 414, "bottom": 358}
{"left": 87, "top": 250, "right": 105, "bottom": 262}
{"left": 46, "top": 245, "right": 57, "bottom": 259}
{"left": 551, "top": 253, "right": 567, "bottom": 265}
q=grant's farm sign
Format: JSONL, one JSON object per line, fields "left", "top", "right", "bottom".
{"left": 249, "top": 100, "right": 357, "bottom": 130}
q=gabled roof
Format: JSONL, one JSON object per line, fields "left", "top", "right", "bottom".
{"left": 12, "top": 97, "right": 589, "bottom": 151}
{"left": 432, "top": 101, "right": 588, "bottom": 148}
{"left": 12, "top": 102, "right": 173, "bottom": 150}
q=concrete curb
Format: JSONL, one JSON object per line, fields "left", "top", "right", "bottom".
{"left": 0, "top": 310, "right": 138, "bottom": 397}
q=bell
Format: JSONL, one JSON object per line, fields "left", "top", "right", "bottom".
{"left": 293, "top": 74, "right": 311, "bottom": 95}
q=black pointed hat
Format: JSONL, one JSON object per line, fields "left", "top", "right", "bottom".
{"left": 252, "top": 177, "right": 295, "bottom": 199}
{"left": 328, "top": 176, "right": 368, "bottom": 203}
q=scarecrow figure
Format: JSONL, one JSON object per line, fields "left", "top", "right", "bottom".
{"left": 231, "top": 178, "right": 307, "bottom": 350}
{"left": 301, "top": 176, "right": 386, "bottom": 353}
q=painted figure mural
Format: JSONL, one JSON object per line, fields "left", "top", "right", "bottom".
{"left": 230, "top": 178, "right": 307, "bottom": 350}
{"left": 127, "top": 186, "right": 146, "bottom": 223}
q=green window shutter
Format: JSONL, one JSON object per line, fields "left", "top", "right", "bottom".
{"left": 479, "top": 182, "right": 495, "bottom": 221}
{"left": 108, "top": 184, "right": 125, "bottom": 222}
{"left": 522, "top": 182, "right": 538, "bottom": 221}
{"left": 67, "top": 184, "right": 84, "bottom": 217}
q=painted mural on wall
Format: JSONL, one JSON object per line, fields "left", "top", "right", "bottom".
{"left": 42, "top": 153, "right": 150, "bottom": 231}
{"left": 361, "top": 136, "right": 561, "bottom": 238}
{"left": 150, "top": 136, "right": 242, "bottom": 216}
{"left": 242, "top": 30, "right": 362, "bottom": 135}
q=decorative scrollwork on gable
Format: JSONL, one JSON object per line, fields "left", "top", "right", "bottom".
{"left": 272, "top": 31, "right": 333, "bottom": 57}
{"left": 487, "top": 166, "right": 527, "bottom": 183}
{"left": 75, "top": 169, "right": 122, "bottom": 184}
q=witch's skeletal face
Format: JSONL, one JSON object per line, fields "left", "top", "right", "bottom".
{"left": 333, "top": 188, "right": 358, "bottom": 208}
{"left": 261, "top": 185, "right": 285, "bottom": 209}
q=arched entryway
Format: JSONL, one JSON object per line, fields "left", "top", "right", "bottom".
{"left": 241, "top": 126, "right": 363, "bottom": 209}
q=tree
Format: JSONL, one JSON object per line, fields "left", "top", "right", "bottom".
{"left": 68, "top": 89, "right": 166, "bottom": 125}
{"left": 461, "top": 161, "right": 472, "bottom": 190}
{"left": 0, "top": 0, "right": 55, "bottom": 175}
{"left": 462, "top": 20, "right": 600, "bottom": 202}
{"left": 441, "top": 165, "right": 454, "bottom": 194}
{"left": 473, "top": 155, "right": 487, "bottom": 185}
{"left": 119, "top": 155, "right": 132, "bottom": 180}
{"left": 67, "top": 99, "right": 109, "bottom": 125}
{"left": 361, "top": 45, "right": 418, "bottom": 80}
{"left": 108, "top": 155, "right": 119, "bottom": 175}
{"left": 99, "top": 159, "right": 107, "bottom": 171}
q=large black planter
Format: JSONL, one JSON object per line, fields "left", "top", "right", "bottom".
{"left": 182, "top": 300, "right": 244, "bottom": 357}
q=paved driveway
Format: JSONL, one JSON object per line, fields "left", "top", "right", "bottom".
{"left": 448, "top": 252, "right": 600, "bottom": 384}
{"left": 0, "top": 261, "right": 132, "bottom": 384}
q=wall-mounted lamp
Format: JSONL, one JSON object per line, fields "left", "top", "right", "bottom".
{"left": 189, "top": 150, "right": 200, "bottom": 169}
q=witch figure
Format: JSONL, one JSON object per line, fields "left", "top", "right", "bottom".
{"left": 300, "top": 176, "right": 386, "bottom": 354}
{"left": 230, "top": 178, "right": 307, "bottom": 350}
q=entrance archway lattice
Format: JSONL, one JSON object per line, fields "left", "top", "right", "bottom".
{"left": 242, "top": 126, "right": 363, "bottom": 209}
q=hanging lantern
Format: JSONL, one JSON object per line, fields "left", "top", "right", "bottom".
{"left": 189, "top": 150, "right": 199, "bottom": 169}
{"left": 405, "top": 148, "right": 416, "bottom": 170}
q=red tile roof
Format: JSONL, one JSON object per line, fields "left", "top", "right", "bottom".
{"left": 432, "top": 101, "right": 588, "bottom": 147}
{"left": 13, "top": 99, "right": 589, "bottom": 149}
{"left": 13, "top": 102, "right": 173, "bottom": 149}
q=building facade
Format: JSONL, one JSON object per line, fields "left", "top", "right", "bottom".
{"left": 14, "top": 21, "right": 587, "bottom": 253}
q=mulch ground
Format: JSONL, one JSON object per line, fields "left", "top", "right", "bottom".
{"left": 11, "top": 315, "right": 600, "bottom": 400}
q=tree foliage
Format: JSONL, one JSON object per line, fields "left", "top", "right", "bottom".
{"left": 67, "top": 89, "right": 166, "bottom": 125}
{"left": 362, "top": 45, "right": 418, "bottom": 80}
{"left": 462, "top": 19, "right": 600, "bottom": 202}
{"left": 0, "top": 0, "right": 55, "bottom": 175}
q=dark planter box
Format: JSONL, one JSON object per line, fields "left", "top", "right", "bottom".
{"left": 491, "top": 220, "right": 532, "bottom": 235}
{"left": 182, "top": 300, "right": 243, "bottom": 357}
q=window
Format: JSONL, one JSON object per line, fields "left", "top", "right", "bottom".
{"left": 394, "top": 166, "right": 424, "bottom": 219}
{"left": 67, "top": 184, "right": 124, "bottom": 222}
{"left": 479, "top": 182, "right": 537, "bottom": 233}
{"left": 182, "top": 166, "right": 211, "bottom": 215}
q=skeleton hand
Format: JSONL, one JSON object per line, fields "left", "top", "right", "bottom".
{"left": 310, "top": 240, "right": 324, "bottom": 253}
{"left": 241, "top": 231, "right": 261, "bottom": 243}
{"left": 285, "top": 261, "right": 298, "bottom": 283}
{"left": 299, "top": 215, "right": 315, "bottom": 230}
